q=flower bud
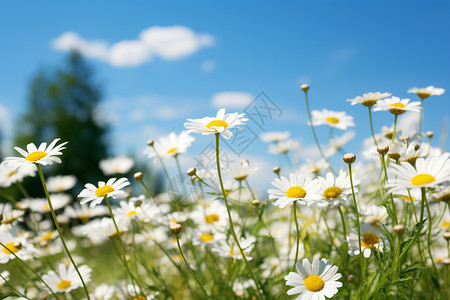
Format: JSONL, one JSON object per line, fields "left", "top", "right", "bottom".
{"left": 146, "top": 139, "right": 155, "bottom": 146}
{"left": 394, "top": 224, "right": 405, "bottom": 236}
{"left": 134, "top": 172, "right": 143, "bottom": 181}
{"left": 413, "top": 143, "right": 420, "bottom": 151}
{"left": 377, "top": 145, "right": 389, "bottom": 155}
{"left": 366, "top": 216, "right": 378, "bottom": 226}
{"left": 273, "top": 166, "right": 281, "bottom": 175}
{"left": 426, "top": 131, "right": 434, "bottom": 138}
{"left": 252, "top": 199, "right": 260, "bottom": 207}
{"left": 187, "top": 167, "right": 197, "bottom": 177}
{"left": 169, "top": 223, "right": 183, "bottom": 235}
{"left": 133, "top": 200, "right": 143, "bottom": 207}
{"left": 343, "top": 153, "right": 356, "bottom": 164}
{"left": 442, "top": 258, "right": 450, "bottom": 266}
{"left": 301, "top": 84, "right": 310, "bottom": 92}
{"left": 443, "top": 232, "right": 450, "bottom": 241}
{"left": 347, "top": 275, "right": 356, "bottom": 283}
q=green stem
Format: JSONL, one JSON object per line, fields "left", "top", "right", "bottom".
{"left": 104, "top": 196, "right": 141, "bottom": 297}
{"left": 36, "top": 164, "right": 90, "bottom": 300}
{"left": 175, "top": 235, "right": 208, "bottom": 297}
{"left": 214, "top": 134, "right": 263, "bottom": 300}
{"left": 303, "top": 90, "right": 335, "bottom": 173}
{"left": 0, "top": 272, "right": 31, "bottom": 299}
{"left": 380, "top": 154, "right": 398, "bottom": 224}
{"left": 368, "top": 107, "right": 378, "bottom": 147}
{"left": 392, "top": 114, "right": 398, "bottom": 144}
{"left": 152, "top": 145, "right": 176, "bottom": 198}
{"left": 0, "top": 241, "right": 58, "bottom": 299}
{"left": 175, "top": 155, "right": 188, "bottom": 200}
{"left": 424, "top": 193, "right": 439, "bottom": 283}
{"left": 292, "top": 201, "right": 301, "bottom": 271}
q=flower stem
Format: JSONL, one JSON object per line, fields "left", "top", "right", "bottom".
{"left": 380, "top": 154, "right": 398, "bottom": 225}
{"left": 392, "top": 114, "right": 398, "bottom": 144}
{"left": 423, "top": 192, "right": 439, "bottom": 284}
{"left": 0, "top": 269, "right": 31, "bottom": 299}
{"left": 152, "top": 145, "right": 176, "bottom": 199}
{"left": 104, "top": 196, "right": 141, "bottom": 297}
{"left": 214, "top": 134, "right": 263, "bottom": 300}
{"left": 292, "top": 200, "right": 301, "bottom": 271}
{"left": 36, "top": 164, "right": 90, "bottom": 300}
{"left": 175, "top": 155, "right": 188, "bottom": 200}
{"left": 175, "top": 235, "right": 209, "bottom": 297}
{"left": 368, "top": 107, "right": 378, "bottom": 147}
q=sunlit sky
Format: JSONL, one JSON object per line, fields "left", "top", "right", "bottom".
{"left": 1, "top": 1, "right": 449, "bottom": 191}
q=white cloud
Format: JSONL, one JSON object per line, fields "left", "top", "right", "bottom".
{"left": 328, "top": 48, "right": 356, "bottom": 63}
{"left": 200, "top": 59, "right": 216, "bottom": 73}
{"left": 52, "top": 26, "right": 214, "bottom": 67}
{"left": 211, "top": 92, "right": 254, "bottom": 109}
{"left": 0, "top": 105, "right": 12, "bottom": 134}
{"left": 398, "top": 111, "right": 420, "bottom": 136}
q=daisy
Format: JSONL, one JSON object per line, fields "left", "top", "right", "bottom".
{"left": 386, "top": 152, "right": 450, "bottom": 193}
{"left": 0, "top": 228, "right": 35, "bottom": 263}
{"left": 399, "top": 143, "right": 425, "bottom": 165}
{"left": 3, "top": 138, "right": 67, "bottom": 168}
{"left": 325, "top": 131, "right": 355, "bottom": 158}
{"left": 212, "top": 235, "right": 256, "bottom": 260}
{"left": 268, "top": 173, "right": 322, "bottom": 208}
{"left": 260, "top": 131, "right": 290, "bottom": 143}
{"left": 63, "top": 203, "right": 109, "bottom": 221}
{"left": 46, "top": 175, "right": 77, "bottom": 193}
{"left": 310, "top": 109, "right": 355, "bottom": 130}
{"left": 99, "top": 156, "right": 134, "bottom": 175}
{"left": 184, "top": 108, "right": 248, "bottom": 139}
{"left": 297, "top": 159, "right": 330, "bottom": 176}
{"left": 0, "top": 163, "right": 36, "bottom": 188}
{"left": 373, "top": 97, "right": 421, "bottom": 115}
{"left": 0, "top": 203, "right": 25, "bottom": 224}
{"left": 78, "top": 178, "right": 130, "bottom": 207}
{"left": 309, "top": 172, "right": 357, "bottom": 209}
{"left": 226, "top": 160, "right": 257, "bottom": 181}
{"left": 408, "top": 86, "right": 445, "bottom": 100}
{"left": 191, "top": 229, "right": 226, "bottom": 249}
{"left": 347, "top": 91, "right": 391, "bottom": 107}
{"left": 42, "top": 263, "right": 91, "bottom": 293}
{"left": 347, "top": 223, "right": 388, "bottom": 258}
{"left": 269, "top": 140, "right": 300, "bottom": 154}
{"left": 144, "top": 131, "right": 194, "bottom": 159}
{"left": 284, "top": 257, "right": 342, "bottom": 300}
{"left": 22, "top": 194, "right": 72, "bottom": 214}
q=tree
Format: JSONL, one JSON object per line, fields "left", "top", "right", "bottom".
{"left": 15, "top": 51, "right": 109, "bottom": 186}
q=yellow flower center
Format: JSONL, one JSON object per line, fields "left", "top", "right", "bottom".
{"left": 325, "top": 117, "right": 339, "bottom": 124}
{"left": 410, "top": 174, "right": 435, "bottom": 186}
{"left": 167, "top": 147, "right": 177, "bottom": 155}
{"left": 126, "top": 211, "right": 137, "bottom": 216}
{"left": 400, "top": 196, "right": 415, "bottom": 202}
{"left": 25, "top": 151, "right": 47, "bottom": 162}
{"left": 304, "top": 275, "right": 325, "bottom": 292}
{"left": 2, "top": 242, "right": 21, "bottom": 254}
{"left": 41, "top": 232, "right": 53, "bottom": 241}
{"left": 56, "top": 280, "right": 71, "bottom": 290}
{"left": 206, "top": 120, "right": 228, "bottom": 129}
{"left": 130, "top": 296, "right": 146, "bottom": 300}
{"left": 95, "top": 185, "right": 115, "bottom": 197}
{"left": 205, "top": 214, "right": 220, "bottom": 224}
{"left": 416, "top": 92, "right": 431, "bottom": 99}
{"left": 200, "top": 233, "right": 214, "bottom": 242}
{"left": 323, "top": 186, "right": 342, "bottom": 199}
{"left": 389, "top": 103, "right": 406, "bottom": 108}
{"left": 286, "top": 186, "right": 307, "bottom": 198}
{"left": 7, "top": 170, "right": 16, "bottom": 177}
{"left": 440, "top": 221, "right": 450, "bottom": 228}
{"left": 361, "top": 232, "right": 380, "bottom": 248}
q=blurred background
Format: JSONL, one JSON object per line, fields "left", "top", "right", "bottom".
{"left": 1, "top": 1, "right": 449, "bottom": 194}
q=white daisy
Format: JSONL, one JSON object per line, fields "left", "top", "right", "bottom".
{"left": 269, "top": 140, "right": 300, "bottom": 154}
{"left": 309, "top": 172, "right": 357, "bottom": 209}
{"left": 144, "top": 131, "right": 195, "bottom": 160}
{"left": 3, "top": 138, "right": 67, "bottom": 168}
{"left": 212, "top": 235, "right": 256, "bottom": 260}
{"left": 297, "top": 159, "right": 330, "bottom": 176}
{"left": 284, "top": 257, "right": 342, "bottom": 300}
{"left": 268, "top": 174, "right": 322, "bottom": 208}
{"left": 386, "top": 152, "right": 450, "bottom": 193}
{"left": 0, "top": 228, "right": 35, "bottom": 264}
{"left": 347, "top": 223, "right": 388, "bottom": 258}
{"left": 0, "top": 163, "right": 36, "bottom": 188}
{"left": 408, "top": 86, "right": 445, "bottom": 100}
{"left": 191, "top": 229, "right": 226, "bottom": 249}
{"left": 184, "top": 108, "right": 247, "bottom": 139}
{"left": 42, "top": 263, "right": 91, "bottom": 293}
{"left": 310, "top": 109, "right": 355, "bottom": 130}
{"left": 399, "top": 143, "right": 425, "bottom": 165}
{"left": 22, "top": 194, "right": 72, "bottom": 214}
{"left": 46, "top": 175, "right": 77, "bottom": 193}
{"left": 0, "top": 203, "right": 25, "bottom": 224}
{"left": 63, "top": 203, "right": 109, "bottom": 221}
{"left": 373, "top": 97, "right": 421, "bottom": 115}
{"left": 99, "top": 156, "right": 134, "bottom": 175}
{"left": 325, "top": 131, "right": 355, "bottom": 158}
{"left": 347, "top": 92, "right": 391, "bottom": 107}
{"left": 260, "top": 131, "right": 290, "bottom": 143}
{"left": 78, "top": 178, "right": 130, "bottom": 207}
{"left": 226, "top": 160, "right": 257, "bottom": 181}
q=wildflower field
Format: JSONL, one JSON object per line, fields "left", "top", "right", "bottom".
{"left": 1, "top": 85, "right": 449, "bottom": 300}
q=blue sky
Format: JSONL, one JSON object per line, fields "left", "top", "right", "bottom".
{"left": 1, "top": 1, "right": 449, "bottom": 191}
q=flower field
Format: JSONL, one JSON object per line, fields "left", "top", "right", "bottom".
{"left": 0, "top": 85, "right": 449, "bottom": 299}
